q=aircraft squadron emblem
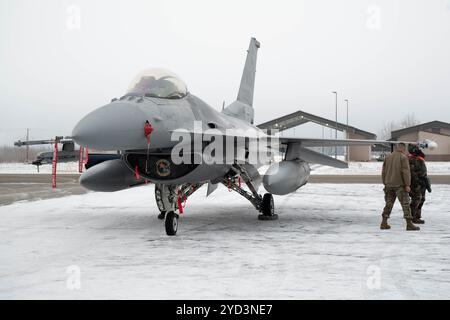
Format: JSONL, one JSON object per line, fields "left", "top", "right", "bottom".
{"left": 156, "top": 159, "right": 171, "bottom": 177}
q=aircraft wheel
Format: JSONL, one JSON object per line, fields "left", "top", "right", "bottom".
{"left": 157, "top": 211, "right": 166, "bottom": 220}
{"left": 165, "top": 211, "right": 179, "bottom": 236}
{"left": 258, "top": 193, "right": 278, "bottom": 221}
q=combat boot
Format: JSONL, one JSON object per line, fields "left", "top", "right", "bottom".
{"left": 412, "top": 218, "right": 425, "bottom": 224}
{"left": 406, "top": 219, "right": 420, "bottom": 231}
{"left": 380, "top": 217, "right": 391, "bottom": 230}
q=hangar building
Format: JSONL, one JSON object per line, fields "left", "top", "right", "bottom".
{"left": 257, "top": 110, "right": 376, "bottom": 162}
{"left": 390, "top": 121, "right": 450, "bottom": 161}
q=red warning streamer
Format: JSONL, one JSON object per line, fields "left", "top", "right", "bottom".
{"left": 144, "top": 121, "right": 154, "bottom": 144}
{"left": 144, "top": 121, "right": 154, "bottom": 173}
{"left": 78, "top": 147, "right": 84, "bottom": 173}
{"left": 135, "top": 165, "right": 140, "bottom": 180}
{"left": 84, "top": 148, "right": 89, "bottom": 164}
{"left": 177, "top": 190, "right": 187, "bottom": 214}
{"left": 78, "top": 147, "right": 89, "bottom": 173}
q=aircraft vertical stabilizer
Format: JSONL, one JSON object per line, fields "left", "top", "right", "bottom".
{"left": 223, "top": 37, "right": 260, "bottom": 124}
{"left": 237, "top": 37, "right": 260, "bottom": 107}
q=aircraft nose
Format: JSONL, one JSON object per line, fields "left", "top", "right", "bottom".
{"left": 72, "top": 101, "right": 150, "bottom": 150}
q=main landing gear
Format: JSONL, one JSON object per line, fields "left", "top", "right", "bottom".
{"left": 223, "top": 164, "right": 278, "bottom": 221}
{"left": 154, "top": 164, "right": 278, "bottom": 236}
{"left": 154, "top": 183, "right": 202, "bottom": 236}
{"left": 258, "top": 193, "right": 277, "bottom": 221}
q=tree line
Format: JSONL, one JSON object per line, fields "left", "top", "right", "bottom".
{"left": 0, "top": 145, "right": 51, "bottom": 163}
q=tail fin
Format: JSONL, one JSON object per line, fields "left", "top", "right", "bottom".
{"left": 223, "top": 37, "right": 259, "bottom": 123}
{"left": 237, "top": 37, "right": 260, "bottom": 107}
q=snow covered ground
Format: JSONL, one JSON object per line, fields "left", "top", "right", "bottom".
{"left": 1, "top": 161, "right": 449, "bottom": 175}
{"left": 1, "top": 183, "right": 450, "bottom": 299}
{"left": 0, "top": 162, "right": 79, "bottom": 174}
{"left": 311, "top": 162, "right": 450, "bottom": 176}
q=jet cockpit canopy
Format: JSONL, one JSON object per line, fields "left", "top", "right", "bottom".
{"left": 126, "top": 68, "right": 188, "bottom": 99}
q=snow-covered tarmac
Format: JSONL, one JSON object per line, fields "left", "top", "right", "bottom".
{"left": 2, "top": 161, "right": 450, "bottom": 175}
{"left": 1, "top": 183, "right": 450, "bottom": 299}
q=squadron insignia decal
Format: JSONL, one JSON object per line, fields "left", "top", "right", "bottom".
{"left": 156, "top": 159, "right": 171, "bottom": 177}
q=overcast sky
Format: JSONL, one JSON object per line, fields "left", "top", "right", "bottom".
{"left": 1, "top": 0, "right": 450, "bottom": 144}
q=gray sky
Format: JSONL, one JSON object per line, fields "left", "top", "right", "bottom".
{"left": 1, "top": 0, "right": 450, "bottom": 144}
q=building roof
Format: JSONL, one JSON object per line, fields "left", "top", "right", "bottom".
{"left": 257, "top": 109, "right": 377, "bottom": 139}
{"left": 391, "top": 121, "right": 450, "bottom": 139}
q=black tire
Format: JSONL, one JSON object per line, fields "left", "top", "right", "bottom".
{"left": 258, "top": 193, "right": 278, "bottom": 221}
{"left": 165, "top": 211, "right": 179, "bottom": 236}
{"left": 261, "top": 193, "right": 274, "bottom": 216}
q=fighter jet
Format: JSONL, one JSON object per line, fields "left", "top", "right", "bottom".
{"left": 70, "top": 37, "right": 436, "bottom": 236}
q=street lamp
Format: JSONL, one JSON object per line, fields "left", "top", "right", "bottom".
{"left": 344, "top": 99, "right": 349, "bottom": 161}
{"left": 332, "top": 91, "right": 338, "bottom": 158}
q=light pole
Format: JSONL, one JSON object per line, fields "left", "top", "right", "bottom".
{"left": 26, "top": 128, "right": 30, "bottom": 163}
{"left": 344, "top": 99, "right": 349, "bottom": 161}
{"left": 332, "top": 91, "right": 338, "bottom": 158}
{"left": 322, "top": 126, "right": 325, "bottom": 154}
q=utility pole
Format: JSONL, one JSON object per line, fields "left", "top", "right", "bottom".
{"left": 344, "top": 99, "right": 349, "bottom": 162}
{"left": 322, "top": 126, "right": 325, "bottom": 154}
{"left": 332, "top": 91, "right": 338, "bottom": 158}
{"left": 25, "top": 128, "right": 30, "bottom": 163}
{"left": 329, "top": 127, "right": 332, "bottom": 155}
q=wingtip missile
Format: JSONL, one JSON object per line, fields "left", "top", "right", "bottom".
{"left": 417, "top": 139, "right": 438, "bottom": 151}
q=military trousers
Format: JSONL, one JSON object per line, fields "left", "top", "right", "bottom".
{"left": 382, "top": 186, "right": 413, "bottom": 220}
{"left": 410, "top": 185, "right": 426, "bottom": 219}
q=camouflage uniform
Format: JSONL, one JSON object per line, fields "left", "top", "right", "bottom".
{"left": 381, "top": 150, "right": 413, "bottom": 220}
{"left": 382, "top": 187, "right": 413, "bottom": 220}
{"left": 409, "top": 154, "right": 428, "bottom": 220}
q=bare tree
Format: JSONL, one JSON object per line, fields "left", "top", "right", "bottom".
{"left": 378, "top": 113, "right": 421, "bottom": 140}
{"left": 399, "top": 113, "right": 420, "bottom": 128}
{"left": 379, "top": 121, "right": 400, "bottom": 140}
{"left": 0, "top": 145, "right": 51, "bottom": 163}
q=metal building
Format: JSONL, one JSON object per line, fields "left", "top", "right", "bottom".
{"left": 257, "top": 110, "right": 376, "bottom": 161}
{"left": 390, "top": 121, "right": 450, "bottom": 161}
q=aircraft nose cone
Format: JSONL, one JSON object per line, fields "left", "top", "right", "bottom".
{"left": 72, "top": 101, "right": 149, "bottom": 150}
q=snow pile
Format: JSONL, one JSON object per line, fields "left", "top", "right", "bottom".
{"left": 1, "top": 183, "right": 450, "bottom": 299}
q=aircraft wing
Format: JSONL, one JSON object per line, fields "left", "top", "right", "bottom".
{"left": 278, "top": 137, "right": 400, "bottom": 169}
{"left": 275, "top": 137, "right": 381, "bottom": 168}
{"left": 282, "top": 143, "right": 349, "bottom": 168}
{"left": 169, "top": 129, "right": 437, "bottom": 169}
{"left": 276, "top": 136, "right": 438, "bottom": 168}
{"left": 277, "top": 137, "right": 407, "bottom": 148}
{"left": 276, "top": 137, "right": 406, "bottom": 168}
{"left": 171, "top": 129, "right": 412, "bottom": 148}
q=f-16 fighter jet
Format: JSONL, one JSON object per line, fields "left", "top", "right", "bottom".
{"left": 71, "top": 38, "right": 436, "bottom": 236}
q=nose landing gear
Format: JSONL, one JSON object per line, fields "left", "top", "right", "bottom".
{"left": 154, "top": 183, "right": 202, "bottom": 236}
{"left": 157, "top": 211, "right": 166, "bottom": 220}
{"left": 165, "top": 211, "right": 179, "bottom": 236}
